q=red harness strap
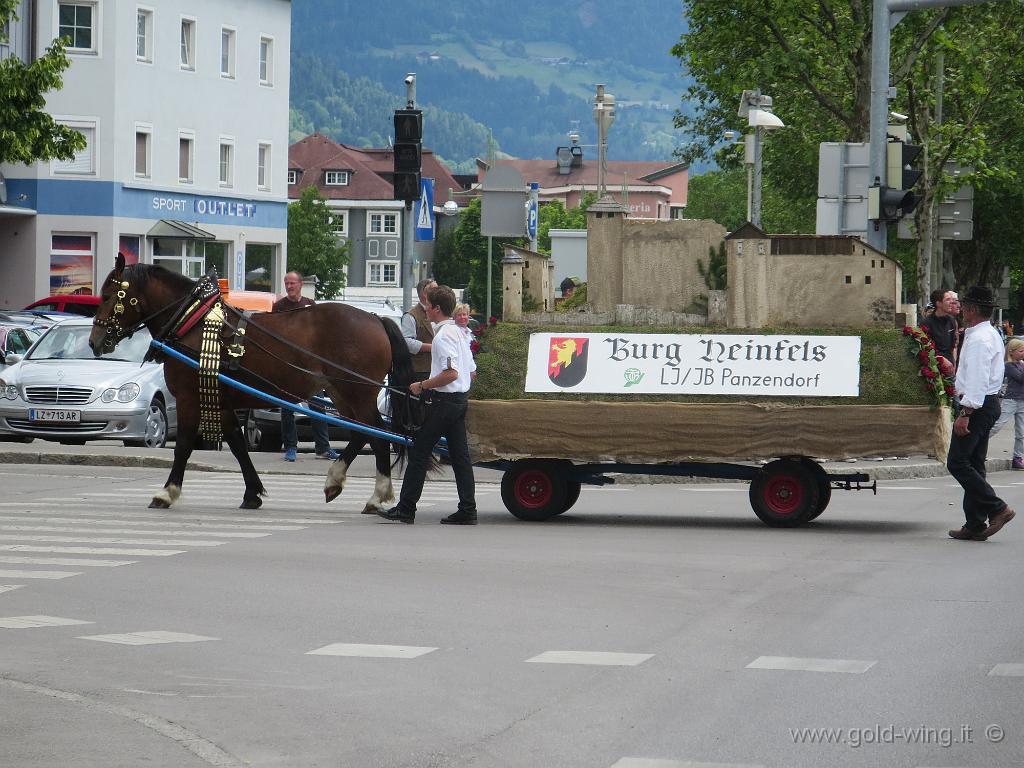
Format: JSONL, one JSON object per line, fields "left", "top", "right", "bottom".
{"left": 173, "top": 292, "right": 223, "bottom": 338}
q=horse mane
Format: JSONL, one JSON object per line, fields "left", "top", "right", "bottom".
{"left": 123, "top": 262, "right": 197, "bottom": 295}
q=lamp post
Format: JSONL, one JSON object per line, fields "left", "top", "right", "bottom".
{"left": 737, "top": 90, "right": 785, "bottom": 228}
{"left": 593, "top": 84, "right": 616, "bottom": 197}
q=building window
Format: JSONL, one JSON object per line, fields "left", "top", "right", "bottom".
{"left": 134, "top": 128, "right": 150, "bottom": 179}
{"left": 136, "top": 8, "right": 152, "bottom": 62}
{"left": 219, "top": 141, "right": 233, "bottom": 187}
{"left": 178, "top": 134, "right": 194, "bottom": 183}
{"left": 180, "top": 18, "right": 195, "bottom": 70}
{"left": 257, "top": 143, "right": 271, "bottom": 190}
{"left": 118, "top": 235, "right": 141, "bottom": 266}
{"left": 220, "top": 27, "right": 234, "bottom": 78}
{"left": 154, "top": 238, "right": 204, "bottom": 278}
{"left": 259, "top": 36, "right": 273, "bottom": 85}
{"left": 50, "top": 234, "right": 95, "bottom": 294}
{"left": 287, "top": 169, "right": 298, "bottom": 185}
{"left": 369, "top": 212, "right": 398, "bottom": 235}
{"left": 58, "top": 2, "right": 96, "bottom": 53}
{"left": 324, "top": 170, "right": 349, "bottom": 186}
{"left": 367, "top": 261, "right": 398, "bottom": 286}
{"left": 330, "top": 210, "right": 347, "bottom": 237}
{"left": 53, "top": 121, "right": 96, "bottom": 175}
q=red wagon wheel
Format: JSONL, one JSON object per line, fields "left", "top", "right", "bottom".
{"left": 749, "top": 459, "right": 820, "bottom": 527}
{"left": 500, "top": 460, "right": 569, "bottom": 521}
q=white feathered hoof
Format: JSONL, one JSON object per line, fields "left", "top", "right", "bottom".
{"left": 149, "top": 484, "right": 181, "bottom": 509}
{"left": 323, "top": 460, "right": 349, "bottom": 504}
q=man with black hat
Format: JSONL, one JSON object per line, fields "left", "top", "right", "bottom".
{"left": 947, "top": 286, "right": 1016, "bottom": 541}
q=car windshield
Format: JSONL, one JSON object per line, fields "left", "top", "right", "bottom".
{"left": 27, "top": 325, "right": 153, "bottom": 363}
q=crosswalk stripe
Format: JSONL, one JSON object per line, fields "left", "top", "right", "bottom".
{"left": 0, "top": 506, "right": 343, "bottom": 524}
{"left": 0, "top": 544, "right": 184, "bottom": 556}
{"left": 0, "top": 585, "right": 23, "bottom": 593}
{"left": 746, "top": 656, "right": 875, "bottom": 674}
{"left": 0, "top": 569, "right": 81, "bottom": 579}
{"left": 0, "top": 534, "right": 225, "bottom": 547}
{"left": 988, "top": 663, "right": 1024, "bottom": 676}
{"left": 525, "top": 651, "right": 654, "bottom": 666}
{"left": 0, "top": 516, "right": 304, "bottom": 531}
{"left": 306, "top": 643, "right": 437, "bottom": 659}
{"left": 0, "top": 615, "right": 93, "bottom": 629}
{"left": 78, "top": 630, "right": 218, "bottom": 645}
{"left": 0, "top": 555, "right": 135, "bottom": 567}
{"left": 52, "top": 491, "right": 465, "bottom": 501}
{"left": 610, "top": 760, "right": 765, "bottom": 768}
{"left": 0, "top": 525, "right": 270, "bottom": 539}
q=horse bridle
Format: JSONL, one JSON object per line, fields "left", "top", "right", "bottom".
{"left": 93, "top": 272, "right": 195, "bottom": 352}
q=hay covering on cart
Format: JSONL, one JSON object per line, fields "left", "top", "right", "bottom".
{"left": 465, "top": 323, "right": 950, "bottom": 464}
{"left": 466, "top": 400, "right": 950, "bottom": 463}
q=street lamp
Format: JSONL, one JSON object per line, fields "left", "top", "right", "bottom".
{"left": 737, "top": 90, "right": 785, "bottom": 228}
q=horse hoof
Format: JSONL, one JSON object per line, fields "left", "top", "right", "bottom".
{"left": 148, "top": 498, "right": 170, "bottom": 509}
{"left": 239, "top": 497, "right": 263, "bottom": 510}
{"left": 361, "top": 503, "right": 383, "bottom": 515}
{"left": 324, "top": 487, "right": 340, "bottom": 503}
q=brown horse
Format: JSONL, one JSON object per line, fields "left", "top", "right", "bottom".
{"left": 88, "top": 254, "right": 414, "bottom": 511}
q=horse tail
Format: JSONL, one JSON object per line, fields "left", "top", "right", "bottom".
{"left": 379, "top": 316, "right": 416, "bottom": 466}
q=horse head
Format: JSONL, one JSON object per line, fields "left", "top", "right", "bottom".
{"left": 90, "top": 253, "right": 142, "bottom": 356}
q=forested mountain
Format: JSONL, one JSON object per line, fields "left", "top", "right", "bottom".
{"left": 289, "top": 0, "right": 689, "bottom": 169}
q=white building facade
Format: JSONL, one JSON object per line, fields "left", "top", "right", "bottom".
{"left": 0, "top": 0, "right": 291, "bottom": 308}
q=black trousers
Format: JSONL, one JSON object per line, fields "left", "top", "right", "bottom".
{"left": 397, "top": 393, "right": 476, "bottom": 516}
{"left": 947, "top": 394, "right": 1005, "bottom": 531}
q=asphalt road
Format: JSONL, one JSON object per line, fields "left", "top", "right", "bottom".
{"left": 0, "top": 464, "right": 1021, "bottom": 768}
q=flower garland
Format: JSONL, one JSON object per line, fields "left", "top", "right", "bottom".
{"left": 902, "top": 325, "right": 956, "bottom": 408}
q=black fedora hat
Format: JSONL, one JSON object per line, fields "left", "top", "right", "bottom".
{"left": 962, "top": 286, "right": 999, "bottom": 308}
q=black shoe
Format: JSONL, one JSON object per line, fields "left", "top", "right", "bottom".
{"left": 378, "top": 506, "right": 414, "bottom": 524}
{"left": 440, "top": 512, "right": 477, "bottom": 525}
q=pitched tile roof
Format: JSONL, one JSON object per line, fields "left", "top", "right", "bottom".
{"left": 288, "top": 133, "right": 465, "bottom": 202}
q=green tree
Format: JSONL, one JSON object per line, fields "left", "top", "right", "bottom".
{"left": 455, "top": 197, "right": 514, "bottom": 318}
{"left": 430, "top": 224, "right": 472, "bottom": 288}
{"left": 537, "top": 192, "right": 596, "bottom": 254}
{"left": 672, "top": 1, "right": 1024, "bottom": 302}
{"left": 0, "top": 3, "right": 86, "bottom": 164}
{"left": 286, "top": 187, "right": 349, "bottom": 299}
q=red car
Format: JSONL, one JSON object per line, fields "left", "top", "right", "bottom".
{"left": 25, "top": 295, "right": 102, "bottom": 317}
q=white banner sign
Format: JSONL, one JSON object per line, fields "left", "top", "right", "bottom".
{"left": 525, "top": 333, "right": 861, "bottom": 396}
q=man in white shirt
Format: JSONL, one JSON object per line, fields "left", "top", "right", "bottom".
{"left": 379, "top": 285, "right": 478, "bottom": 525}
{"left": 947, "top": 286, "right": 1015, "bottom": 540}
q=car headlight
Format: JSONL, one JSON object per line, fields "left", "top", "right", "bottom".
{"left": 101, "top": 383, "right": 141, "bottom": 403}
{"left": 0, "top": 381, "right": 17, "bottom": 400}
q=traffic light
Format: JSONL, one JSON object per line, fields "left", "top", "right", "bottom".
{"left": 393, "top": 108, "right": 422, "bottom": 202}
{"left": 868, "top": 138, "right": 922, "bottom": 222}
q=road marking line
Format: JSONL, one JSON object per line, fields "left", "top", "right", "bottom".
{"left": 0, "top": 516, "right": 304, "bottom": 531}
{"left": 0, "top": 506, "right": 342, "bottom": 524}
{"left": 0, "top": 584, "right": 23, "bottom": 593}
{"left": 0, "top": 544, "right": 183, "bottom": 556}
{"left": 988, "top": 663, "right": 1024, "bottom": 676}
{"left": 79, "top": 631, "right": 218, "bottom": 645}
{"left": 0, "top": 615, "right": 93, "bottom": 629}
{"left": 610, "top": 760, "right": 765, "bottom": 768}
{"left": 0, "top": 555, "right": 135, "bottom": 567}
{"left": 0, "top": 525, "right": 270, "bottom": 539}
{"left": 0, "top": 534, "right": 225, "bottom": 546}
{"left": 306, "top": 643, "right": 437, "bottom": 659}
{"left": 0, "top": 569, "right": 81, "bottom": 579}
{"left": 746, "top": 655, "right": 875, "bottom": 674}
{"left": 525, "top": 651, "right": 654, "bottom": 666}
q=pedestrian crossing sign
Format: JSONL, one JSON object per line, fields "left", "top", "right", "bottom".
{"left": 415, "top": 177, "right": 434, "bottom": 241}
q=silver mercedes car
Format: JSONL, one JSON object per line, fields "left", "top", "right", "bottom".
{"left": 0, "top": 317, "right": 177, "bottom": 447}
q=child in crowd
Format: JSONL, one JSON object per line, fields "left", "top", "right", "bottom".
{"left": 991, "top": 337, "right": 1024, "bottom": 470}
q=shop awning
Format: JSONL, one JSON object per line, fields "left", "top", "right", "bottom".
{"left": 147, "top": 219, "right": 215, "bottom": 240}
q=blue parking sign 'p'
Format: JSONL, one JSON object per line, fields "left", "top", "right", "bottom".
{"left": 415, "top": 178, "right": 434, "bottom": 241}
